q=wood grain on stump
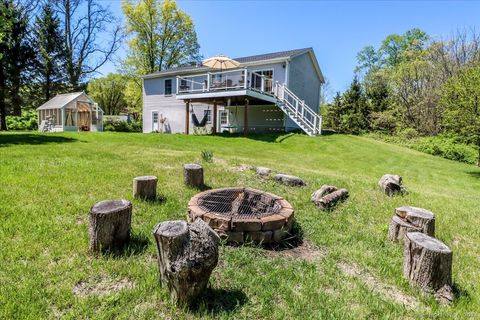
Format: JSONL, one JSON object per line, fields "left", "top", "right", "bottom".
{"left": 183, "top": 163, "right": 204, "bottom": 188}
{"left": 403, "top": 232, "right": 453, "bottom": 303}
{"left": 89, "top": 199, "right": 132, "bottom": 252}
{"left": 396, "top": 206, "right": 435, "bottom": 236}
{"left": 153, "top": 219, "right": 219, "bottom": 305}
{"left": 311, "top": 185, "right": 338, "bottom": 204}
{"left": 133, "top": 175, "right": 158, "bottom": 200}
{"left": 388, "top": 206, "right": 435, "bottom": 242}
{"left": 273, "top": 174, "right": 306, "bottom": 187}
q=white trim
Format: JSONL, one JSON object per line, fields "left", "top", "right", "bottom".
{"left": 175, "top": 89, "right": 277, "bottom": 104}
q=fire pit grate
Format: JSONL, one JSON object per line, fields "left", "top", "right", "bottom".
{"left": 188, "top": 187, "right": 294, "bottom": 244}
{"left": 197, "top": 188, "right": 282, "bottom": 219}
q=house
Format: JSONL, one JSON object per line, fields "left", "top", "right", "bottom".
{"left": 37, "top": 92, "right": 104, "bottom": 132}
{"left": 142, "top": 48, "right": 324, "bottom": 136}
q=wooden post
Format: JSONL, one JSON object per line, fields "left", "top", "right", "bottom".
{"left": 133, "top": 176, "right": 158, "bottom": 200}
{"left": 153, "top": 219, "right": 220, "bottom": 305}
{"left": 244, "top": 99, "right": 249, "bottom": 136}
{"left": 89, "top": 199, "right": 132, "bottom": 252}
{"left": 213, "top": 101, "right": 217, "bottom": 135}
{"left": 185, "top": 101, "right": 190, "bottom": 135}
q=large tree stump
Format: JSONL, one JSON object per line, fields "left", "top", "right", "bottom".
{"left": 89, "top": 199, "right": 132, "bottom": 252}
{"left": 378, "top": 174, "right": 403, "bottom": 196}
{"left": 273, "top": 174, "right": 306, "bottom": 187}
{"left": 316, "top": 188, "right": 349, "bottom": 210}
{"left": 133, "top": 175, "right": 158, "bottom": 200}
{"left": 153, "top": 219, "right": 220, "bottom": 305}
{"left": 183, "top": 163, "right": 204, "bottom": 188}
{"left": 396, "top": 206, "right": 435, "bottom": 236}
{"left": 403, "top": 232, "right": 453, "bottom": 303}
{"left": 388, "top": 206, "right": 435, "bottom": 241}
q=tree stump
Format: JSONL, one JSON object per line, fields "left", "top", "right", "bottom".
{"left": 183, "top": 163, "right": 204, "bottom": 188}
{"left": 396, "top": 206, "right": 435, "bottom": 236}
{"left": 273, "top": 174, "right": 306, "bottom": 187}
{"left": 403, "top": 232, "right": 453, "bottom": 303}
{"left": 133, "top": 175, "right": 158, "bottom": 200}
{"left": 89, "top": 199, "right": 132, "bottom": 252}
{"left": 316, "top": 188, "right": 349, "bottom": 210}
{"left": 153, "top": 219, "right": 220, "bottom": 305}
{"left": 255, "top": 166, "right": 271, "bottom": 177}
{"left": 378, "top": 174, "right": 403, "bottom": 196}
{"left": 311, "top": 185, "right": 338, "bottom": 204}
{"left": 388, "top": 215, "right": 421, "bottom": 241}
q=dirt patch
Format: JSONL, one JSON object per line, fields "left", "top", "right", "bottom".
{"left": 231, "top": 164, "right": 253, "bottom": 172}
{"left": 73, "top": 275, "right": 134, "bottom": 297}
{"left": 265, "top": 240, "right": 327, "bottom": 262}
{"left": 337, "top": 261, "right": 418, "bottom": 308}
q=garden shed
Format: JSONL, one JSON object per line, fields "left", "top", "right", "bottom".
{"left": 37, "top": 92, "right": 103, "bottom": 132}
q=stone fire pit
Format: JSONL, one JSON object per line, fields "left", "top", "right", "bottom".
{"left": 188, "top": 187, "right": 294, "bottom": 244}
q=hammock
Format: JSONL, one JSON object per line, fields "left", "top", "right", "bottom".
{"left": 192, "top": 110, "right": 208, "bottom": 127}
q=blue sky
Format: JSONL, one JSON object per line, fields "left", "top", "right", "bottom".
{"left": 100, "top": 0, "right": 480, "bottom": 94}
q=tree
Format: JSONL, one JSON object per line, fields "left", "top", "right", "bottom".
{"left": 0, "top": 0, "right": 36, "bottom": 130}
{"left": 122, "top": 0, "right": 201, "bottom": 74}
{"left": 53, "top": 0, "right": 121, "bottom": 89}
{"left": 87, "top": 73, "right": 127, "bottom": 115}
{"left": 440, "top": 64, "right": 480, "bottom": 166}
{"left": 33, "top": 3, "right": 65, "bottom": 102}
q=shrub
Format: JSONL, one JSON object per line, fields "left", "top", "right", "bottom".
{"left": 396, "top": 128, "right": 418, "bottom": 140}
{"left": 201, "top": 150, "right": 214, "bottom": 163}
{"left": 103, "top": 118, "right": 142, "bottom": 132}
{"left": 6, "top": 110, "right": 38, "bottom": 130}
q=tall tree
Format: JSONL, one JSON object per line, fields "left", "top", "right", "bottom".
{"left": 87, "top": 73, "right": 127, "bottom": 115}
{"left": 34, "top": 3, "right": 65, "bottom": 102}
{"left": 441, "top": 64, "right": 480, "bottom": 166}
{"left": 53, "top": 0, "right": 121, "bottom": 89}
{"left": 122, "top": 0, "right": 201, "bottom": 74}
{"left": 0, "top": 0, "right": 35, "bottom": 130}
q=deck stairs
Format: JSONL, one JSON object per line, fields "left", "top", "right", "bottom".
{"left": 273, "top": 83, "right": 322, "bottom": 136}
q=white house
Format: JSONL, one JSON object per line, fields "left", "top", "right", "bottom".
{"left": 37, "top": 92, "right": 103, "bottom": 132}
{"left": 142, "top": 48, "right": 324, "bottom": 136}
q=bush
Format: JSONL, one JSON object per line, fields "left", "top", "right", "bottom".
{"left": 201, "top": 150, "right": 214, "bottom": 163}
{"left": 103, "top": 119, "right": 142, "bottom": 132}
{"left": 365, "top": 132, "right": 477, "bottom": 165}
{"left": 6, "top": 110, "right": 38, "bottom": 130}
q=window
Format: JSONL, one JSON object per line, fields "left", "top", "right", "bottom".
{"left": 152, "top": 111, "right": 159, "bottom": 131}
{"left": 204, "top": 110, "right": 211, "bottom": 124}
{"left": 164, "top": 79, "right": 172, "bottom": 95}
{"left": 220, "top": 110, "right": 228, "bottom": 125}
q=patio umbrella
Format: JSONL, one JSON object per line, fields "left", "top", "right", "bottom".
{"left": 202, "top": 55, "right": 240, "bottom": 70}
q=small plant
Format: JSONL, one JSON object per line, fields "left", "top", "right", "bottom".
{"left": 201, "top": 150, "right": 214, "bottom": 163}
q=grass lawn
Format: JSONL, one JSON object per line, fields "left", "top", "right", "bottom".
{"left": 1, "top": 132, "right": 479, "bottom": 319}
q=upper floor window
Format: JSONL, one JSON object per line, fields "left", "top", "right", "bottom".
{"left": 165, "top": 79, "right": 172, "bottom": 95}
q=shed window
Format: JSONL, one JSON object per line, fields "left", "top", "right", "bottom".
{"left": 165, "top": 79, "right": 172, "bottom": 95}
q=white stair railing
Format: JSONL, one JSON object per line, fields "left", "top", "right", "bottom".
{"left": 273, "top": 82, "right": 322, "bottom": 136}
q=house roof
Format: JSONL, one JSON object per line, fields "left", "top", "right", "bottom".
{"left": 37, "top": 92, "right": 85, "bottom": 110}
{"left": 142, "top": 48, "right": 324, "bottom": 81}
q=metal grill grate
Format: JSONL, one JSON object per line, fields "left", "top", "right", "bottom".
{"left": 198, "top": 188, "right": 281, "bottom": 219}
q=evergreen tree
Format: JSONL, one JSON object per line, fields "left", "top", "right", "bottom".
{"left": 34, "top": 3, "right": 65, "bottom": 102}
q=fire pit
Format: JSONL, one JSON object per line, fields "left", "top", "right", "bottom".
{"left": 187, "top": 187, "right": 294, "bottom": 244}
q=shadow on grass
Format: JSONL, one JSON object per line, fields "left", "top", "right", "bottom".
{"left": 217, "top": 132, "right": 298, "bottom": 143}
{"left": 189, "top": 287, "right": 248, "bottom": 315}
{"left": 102, "top": 233, "right": 150, "bottom": 258}
{"left": 466, "top": 170, "right": 480, "bottom": 179}
{"left": 452, "top": 282, "right": 471, "bottom": 301}
{"left": 142, "top": 194, "right": 167, "bottom": 205}
{"left": 262, "top": 220, "right": 304, "bottom": 251}
{"left": 0, "top": 133, "right": 77, "bottom": 147}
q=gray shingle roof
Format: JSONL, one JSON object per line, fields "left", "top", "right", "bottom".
{"left": 37, "top": 92, "right": 84, "bottom": 110}
{"left": 143, "top": 48, "right": 312, "bottom": 78}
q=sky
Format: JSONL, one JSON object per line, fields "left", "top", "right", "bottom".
{"left": 99, "top": 0, "right": 480, "bottom": 95}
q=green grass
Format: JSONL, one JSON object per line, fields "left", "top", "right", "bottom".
{"left": 1, "top": 132, "right": 479, "bottom": 319}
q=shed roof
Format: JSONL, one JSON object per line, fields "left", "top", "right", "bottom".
{"left": 37, "top": 92, "right": 84, "bottom": 110}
